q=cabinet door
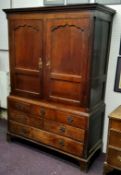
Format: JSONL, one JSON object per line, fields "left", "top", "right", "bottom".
{"left": 10, "top": 19, "right": 43, "bottom": 98}
{"left": 45, "top": 18, "right": 91, "bottom": 106}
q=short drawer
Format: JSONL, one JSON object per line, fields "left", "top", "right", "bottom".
{"left": 107, "top": 148, "right": 121, "bottom": 169}
{"left": 110, "top": 119, "right": 121, "bottom": 132}
{"left": 45, "top": 110, "right": 87, "bottom": 129}
{"left": 109, "top": 130, "right": 121, "bottom": 148}
{"left": 9, "top": 121, "right": 83, "bottom": 157}
{"left": 8, "top": 99, "right": 30, "bottom": 113}
{"left": 9, "top": 121, "right": 31, "bottom": 138}
{"left": 8, "top": 109, "right": 43, "bottom": 129}
{"left": 44, "top": 119, "right": 85, "bottom": 142}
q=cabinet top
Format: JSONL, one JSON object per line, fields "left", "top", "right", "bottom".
{"left": 3, "top": 3, "right": 115, "bottom": 15}
{"left": 109, "top": 105, "right": 121, "bottom": 120}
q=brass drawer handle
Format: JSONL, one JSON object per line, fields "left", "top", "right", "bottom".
{"left": 117, "top": 156, "right": 121, "bottom": 162}
{"left": 59, "top": 140, "right": 65, "bottom": 147}
{"left": 59, "top": 126, "right": 66, "bottom": 133}
{"left": 67, "top": 116, "right": 73, "bottom": 124}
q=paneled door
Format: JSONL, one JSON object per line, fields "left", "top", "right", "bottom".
{"left": 45, "top": 18, "right": 91, "bottom": 106}
{"left": 10, "top": 19, "right": 43, "bottom": 98}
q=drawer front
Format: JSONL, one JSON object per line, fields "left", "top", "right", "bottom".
{"left": 44, "top": 119, "right": 85, "bottom": 142}
{"left": 107, "top": 148, "right": 121, "bottom": 169}
{"left": 110, "top": 119, "right": 121, "bottom": 131}
{"left": 54, "top": 111, "right": 87, "bottom": 129}
{"left": 8, "top": 100, "right": 30, "bottom": 113}
{"left": 9, "top": 121, "right": 83, "bottom": 157}
{"left": 9, "top": 109, "right": 43, "bottom": 129}
{"left": 109, "top": 130, "right": 121, "bottom": 148}
{"left": 9, "top": 121, "right": 31, "bottom": 137}
{"left": 49, "top": 111, "right": 87, "bottom": 129}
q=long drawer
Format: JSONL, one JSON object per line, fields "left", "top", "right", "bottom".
{"left": 9, "top": 121, "right": 84, "bottom": 157}
{"left": 44, "top": 119, "right": 85, "bottom": 142}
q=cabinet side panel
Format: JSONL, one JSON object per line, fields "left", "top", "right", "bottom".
{"left": 90, "top": 19, "right": 111, "bottom": 107}
{"left": 86, "top": 106, "right": 105, "bottom": 157}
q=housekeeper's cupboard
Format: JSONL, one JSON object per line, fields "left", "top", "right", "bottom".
{"left": 4, "top": 4, "right": 115, "bottom": 171}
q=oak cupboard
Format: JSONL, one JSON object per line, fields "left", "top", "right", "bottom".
{"left": 4, "top": 4, "right": 115, "bottom": 171}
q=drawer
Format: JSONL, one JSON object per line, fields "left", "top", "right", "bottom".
{"left": 9, "top": 121, "right": 31, "bottom": 138}
{"left": 107, "top": 148, "right": 121, "bottom": 169}
{"left": 44, "top": 119, "right": 85, "bottom": 142}
{"left": 9, "top": 109, "right": 43, "bottom": 129}
{"left": 110, "top": 119, "right": 121, "bottom": 132}
{"left": 8, "top": 100, "right": 30, "bottom": 113}
{"left": 109, "top": 130, "right": 121, "bottom": 148}
{"left": 9, "top": 121, "right": 83, "bottom": 157}
{"left": 55, "top": 111, "right": 87, "bottom": 129}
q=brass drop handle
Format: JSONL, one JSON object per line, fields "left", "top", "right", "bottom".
{"left": 117, "top": 156, "right": 121, "bottom": 162}
{"left": 38, "top": 57, "right": 43, "bottom": 69}
{"left": 67, "top": 116, "right": 73, "bottom": 124}
{"left": 59, "top": 140, "right": 65, "bottom": 147}
{"left": 59, "top": 126, "right": 66, "bottom": 133}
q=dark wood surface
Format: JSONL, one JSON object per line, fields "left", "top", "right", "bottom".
{"left": 5, "top": 4, "right": 115, "bottom": 172}
{"left": 45, "top": 17, "right": 90, "bottom": 106}
{"left": 104, "top": 106, "right": 121, "bottom": 174}
{"left": 3, "top": 3, "right": 115, "bottom": 14}
{"left": 8, "top": 19, "right": 43, "bottom": 98}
